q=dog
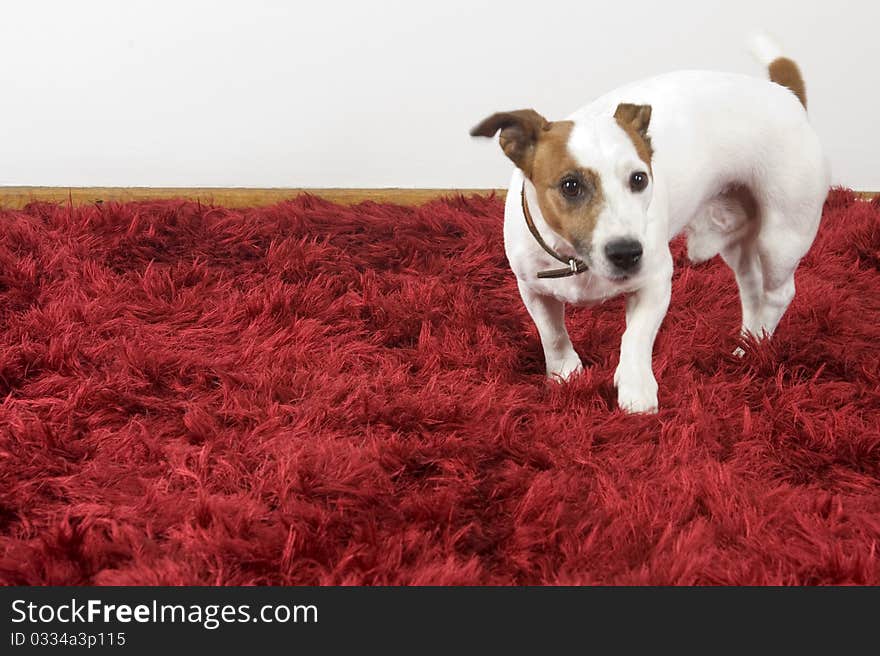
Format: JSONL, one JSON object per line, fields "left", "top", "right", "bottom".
{"left": 470, "top": 34, "right": 829, "bottom": 413}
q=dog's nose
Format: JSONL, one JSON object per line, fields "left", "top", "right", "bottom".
{"left": 604, "top": 238, "right": 643, "bottom": 272}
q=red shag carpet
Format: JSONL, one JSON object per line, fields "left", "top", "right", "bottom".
{"left": 0, "top": 190, "right": 878, "bottom": 585}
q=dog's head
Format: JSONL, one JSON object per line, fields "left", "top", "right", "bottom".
{"left": 471, "top": 103, "right": 653, "bottom": 280}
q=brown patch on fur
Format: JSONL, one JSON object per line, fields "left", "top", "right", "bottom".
{"left": 536, "top": 171, "right": 605, "bottom": 249}
{"left": 768, "top": 57, "right": 807, "bottom": 108}
{"left": 470, "top": 109, "right": 605, "bottom": 248}
{"left": 524, "top": 121, "right": 606, "bottom": 248}
{"left": 613, "top": 103, "right": 653, "bottom": 171}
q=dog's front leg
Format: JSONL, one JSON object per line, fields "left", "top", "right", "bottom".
{"left": 517, "top": 280, "right": 583, "bottom": 381}
{"left": 614, "top": 259, "right": 672, "bottom": 413}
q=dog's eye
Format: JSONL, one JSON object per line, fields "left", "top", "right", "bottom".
{"left": 629, "top": 171, "right": 649, "bottom": 192}
{"left": 560, "top": 177, "right": 581, "bottom": 198}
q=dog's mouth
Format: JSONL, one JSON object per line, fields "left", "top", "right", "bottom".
{"left": 606, "top": 273, "right": 632, "bottom": 283}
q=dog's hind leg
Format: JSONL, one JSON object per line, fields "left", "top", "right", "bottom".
{"left": 517, "top": 281, "right": 583, "bottom": 381}
{"left": 720, "top": 236, "right": 764, "bottom": 340}
{"left": 696, "top": 185, "right": 764, "bottom": 347}
{"left": 752, "top": 207, "right": 822, "bottom": 338}
{"left": 753, "top": 233, "right": 800, "bottom": 339}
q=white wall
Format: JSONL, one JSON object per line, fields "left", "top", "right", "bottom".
{"left": 0, "top": 0, "right": 877, "bottom": 189}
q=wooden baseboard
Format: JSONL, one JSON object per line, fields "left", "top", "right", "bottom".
{"left": 0, "top": 186, "right": 875, "bottom": 210}
{"left": 0, "top": 187, "right": 505, "bottom": 209}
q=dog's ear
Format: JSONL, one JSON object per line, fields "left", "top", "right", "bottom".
{"left": 613, "top": 103, "right": 652, "bottom": 139}
{"left": 614, "top": 103, "right": 653, "bottom": 166}
{"left": 470, "top": 109, "right": 551, "bottom": 176}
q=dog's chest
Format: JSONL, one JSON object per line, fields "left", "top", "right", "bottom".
{"left": 538, "top": 271, "right": 642, "bottom": 306}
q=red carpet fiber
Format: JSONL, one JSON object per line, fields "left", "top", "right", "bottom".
{"left": 1, "top": 189, "right": 878, "bottom": 585}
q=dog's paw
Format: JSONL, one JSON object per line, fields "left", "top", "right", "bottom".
{"left": 545, "top": 352, "right": 584, "bottom": 383}
{"left": 617, "top": 382, "right": 658, "bottom": 414}
{"left": 614, "top": 366, "right": 658, "bottom": 414}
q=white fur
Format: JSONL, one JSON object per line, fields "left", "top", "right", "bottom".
{"left": 503, "top": 53, "right": 829, "bottom": 413}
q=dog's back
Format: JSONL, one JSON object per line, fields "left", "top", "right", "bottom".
{"left": 566, "top": 68, "right": 826, "bottom": 240}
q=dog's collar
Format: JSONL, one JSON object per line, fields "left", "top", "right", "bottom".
{"left": 521, "top": 186, "right": 589, "bottom": 279}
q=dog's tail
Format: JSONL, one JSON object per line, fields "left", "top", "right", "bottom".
{"left": 748, "top": 32, "right": 807, "bottom": 109}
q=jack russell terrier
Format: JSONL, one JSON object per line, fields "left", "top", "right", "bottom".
{"left": 470, "top": 35, "right": 829, "bottom": 414}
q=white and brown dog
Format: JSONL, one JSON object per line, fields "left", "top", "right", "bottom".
{"left": 471, "top": 35, "right": 829, "bottom": 413}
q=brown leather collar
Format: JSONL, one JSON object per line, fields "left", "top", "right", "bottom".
{"left": 521, "top": 186, "right": 589, "bottom": 279}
